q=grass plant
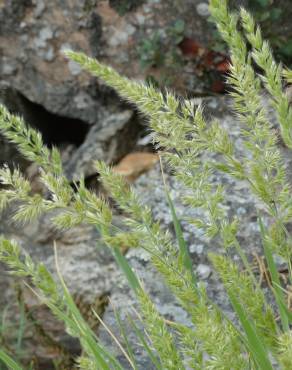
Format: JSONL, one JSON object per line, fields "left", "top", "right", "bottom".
{"left": 1, "top": 0, "right": 292, "bottom": 368}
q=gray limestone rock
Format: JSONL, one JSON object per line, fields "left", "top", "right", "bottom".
{"left": 0, "top": 0, "right": 249, "bottom": 126}
{"left": 64, "top": 108, "right": 142, "bottom": 181}
{"left": 0, "top": 0, "right": 107, "bottom": 125}
{"left": 196, "top": 2, "right": 210, "bottom": 17}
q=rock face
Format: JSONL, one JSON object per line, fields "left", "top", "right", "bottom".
{"left": 63, "top": 109, "right": 141, "bottom": 181}
{"left": 2, "top": 0, "right": 291, "bottom": 175}
{"left": 0, "top": 0, "right": 235, "bottom": 172}
{"left": 1, "top": 0, "right": 104, "bottom": 120}
{"left": 0, "top": 0, "right": 215, "bottom": 180}
{"left": 0, "top": 0, "right": 240, "bottom": 122}
{"left": 0, "top": 0, "right": 146, "bottom": 175}
{"left": 1, "top": 0, "right": 291, "bottom": 124}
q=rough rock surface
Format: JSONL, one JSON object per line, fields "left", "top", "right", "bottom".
{"left": 1, "top": 0, "right": 104, "bottom": 120}
{"left": 63, "top": 108, "right": 141, "bottom": 181}
{"left": 0, "top": 0, "right": 217, "bottom": 108}
{"left": 0, "top": 0, "right": 252, "bottom": 120}
{"left": 0, "top": 0, "right": 218, "bottom": 178}
{"left": 0, "top": 0, "right": 230, "bottom": 183}
{"left": 2, "top": 0, "right": 291, "bottom": 176}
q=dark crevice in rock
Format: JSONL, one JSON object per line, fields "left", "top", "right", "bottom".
{"left": 10, "top": 92, "right": 90, "bottom": 148}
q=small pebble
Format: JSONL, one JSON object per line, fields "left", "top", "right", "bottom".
{"left": 196, "top": 264, "right": 212, "bottom": 279}
{"left": 196, "top": 2, "right": 210, "bottom": 17}
{"left": 189, "top": 244, "right": 204, "bottom": 254}
{"left": 34, "top": 0, "right": 46, "bottom": 18}
{"left": 68, "top": 60, "right": 82, "bottom": 75}
{"left": 136, "top": 14, "right": 146, "bottom": 25}
{"left": 44, "top": 47, "right": 55, "bottom": 62}
{"left": 74, "top": 92, "right": 91, "bottom": 109}
{"left": 237, "top": 206, "right": 247, "bottom": 215}
{"left": 207, "top": 98, "right": 218, "bottom": 109}
{"left": 125, "top": 24, "right": 136, "bottom": 36}
{"left": 108, "top": 30, "right": 128, "bottom": 47}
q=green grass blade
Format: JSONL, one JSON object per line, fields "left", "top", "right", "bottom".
{"left": 165, "top": 191, "right": 196, "bottom": 285}
{"left": 58, "top": 292, "right": 109, "bottom": 368}
{"left": 258, "top": 216, "right": 290, "bottom": 331}
{"left": 46, "top": 298, "right": 114, "bottom": 370}
{"left": 114, "top": 310, "right": 138, "bottom": 370}
{"left": 111, "top": 246, "right": 141, "bottom": 293}
{"left": 127, "top": 315, "right": 163, "bottom": 370}
{"left": 228, "top": 291, "right": 274, "bottom": 370}
{"left": 54, "top": 249, "right": 124, "bottom": 370}
{"left": 276, "top": 293, "right": 292, "bottom": 321}
{"left": 0, "top": 349, "right": 23, "bottom": 370}
{"left": 63, "top": 291, "right": 124, "bottom": 369}
{"left": 0, "top": 305, "right": 10, "bottom": 337}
